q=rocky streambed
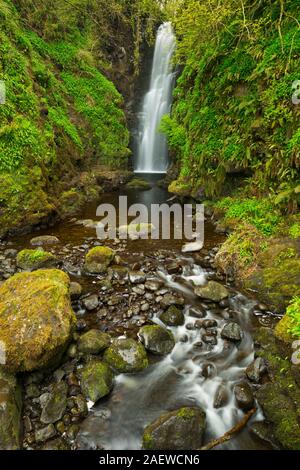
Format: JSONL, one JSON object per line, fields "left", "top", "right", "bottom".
{"left": 0, "top": 181, "right": 296, "bottom": 450}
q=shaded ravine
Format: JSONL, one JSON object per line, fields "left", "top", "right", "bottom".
{"left": 3, "top": 177, "right": 276, "bottom": 450}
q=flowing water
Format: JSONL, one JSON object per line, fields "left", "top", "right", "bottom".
{"left": 4, "top": 178, "right": 274, "bottom": 450}
{"left": 135, "top": 22, "right": 176, "bottom": 173}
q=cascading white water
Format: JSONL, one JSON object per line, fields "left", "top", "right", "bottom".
{"left": 135, "top": 22, "right": 176, "bottom": 173}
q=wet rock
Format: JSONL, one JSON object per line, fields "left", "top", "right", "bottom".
{"left": 142, "top": 407, "right": 206, "bottom": 450}
{"left": 119, "top": 223, "right": 154, "bottom": 240}
{"left": 234, "top": 381, "right": 254, "bottom": 411}
{"left": 16, "top": 249, "right": 59, "bottom": 271}
{"left": 129, "top": 271, "right": 146, "bottom": 284}
{"left": 72, "top": 395, "right": 88, "bottom": 417}
{"left": 25, "top": 383, "right": 40, "bottom": 398}
{"left": 79, "top": 360, "right": 114, "bottom": 403}
{"left": 182, "top": 241, "right": 204, "bottom": 253}
{"left": 77, "top": 329, "right": 111, "bottom": 355}
{"left": 213, "top": 384, "right": 229, "bottom": 408}
{"left": 82, "top": 294, "right": 99, "bottom": 311}
{"left": 66, "top": 424, "right": 80, "bottom": 441}
{"left": 160, "top": 293, "right": 185, "bottom": 308}
{"left": 245, "top": 357, "right": 267, "bottom": 383}
{"left": 145, "top": 280, "right": 162, "bottom": 292}
{"left": 221, "top": 322, "right": 243, "bottom": 342}
{"left": 201, "top": 363, "right": 216, "bottom": 379}
{"left": 41, "top": 382, "right": 68, "bottom": 424}
{"left": 0, "top": 369, "right": 22, "bottom": 449}
{"left": 189, "top": 306, "right": 206, "bottom": 319}
{"left": 138, "top": 325, "right": 175, "bottom": 355}
{"left": 30, "top": 235, "right": 60, "bottom": 246}
{"left": 103, "top": 338, "right": 148, "bottom": 373}
{"left": 0, "top": 270, "right": 76, "bottom": 372}
{"left": 249, "top": 421, "right": 278, "bottom": 449}
{"left": 41, "top": 437, "right": 71, "bottom": 450}
{"left": 202, "top": 334, "right": 218, "bottom": 346}
{"left": 194, "top": 281, "right": 229, "bottom": 303}
{"left": 202, "top": 319, "right": 218, "bottom": 329}
{"left": 35, "top": 424, "right": 56, "bottom": 443}
{"left": 166, "top": 262, "right": 182, "bottom": 274}
{"left": 67, "top": 344, "right": 77, "bottom": 358}
{"left": 84, "top": 246, "right": 115, "bottom": 274}
{"left": 70, "top": 282, "right": 82, "bottom": 300}
{"left": 159, "top": 305, "right": 184, "bottom": 326}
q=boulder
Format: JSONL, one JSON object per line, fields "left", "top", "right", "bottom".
{"left": 0, "top": 269, "right": 76, "bottom": 372}
{"left": 0, "top": 368, "right": 22, "bottom": 449}
{"left": 234, "top": 381, "right": 254, "bottom": 411}
{"left": 16, "top": 249, "right": 59, "bottom": 271}
{"left": 79, "top": 360, "right": 114, "bottom": 403}
{"left": 77, "top": 330, "right": 111, "bottom": 355}
{"left": 82, "top": 294, "right": 99, "bottom": 311}
{"left": 245, "top": 357, "right": 267, "bottom": 383}
{"left": 70, "top": 282, "right": 82, "bottom": 299}
{"left": 41, "top": 382, "right": 67, "bottom": 424}
{"left": 194, "top": 281, "right": 229, "bottom": 303}
{"left": 84, "top": 246, "right": 115, "bottom": 274}
{"left": 129, "top": 271, "right": 146, "bottom": 284}
{"left": 103, "top": 338, "right": 148, "bottom": 373}
{"left": 30, "top": 235, "right": 60, "bottom": 246}
{"left": 159, "top": 305, "right": 184, "bottom": 326}
{"left": 142, "top": 407, "right": 206, "bottom": 450}
{"left": 138, "top": 325, "right": 175, "bottom": 355}
{"left": 221, "top": 322, "right": 243, "bottom": 342}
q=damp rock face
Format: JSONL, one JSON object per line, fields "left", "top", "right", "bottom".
{"left": 194, "top": 281, "right": 229, "bottom": 303}
{"left": 77, "top": 330, "right": 111, "bottom": 355}
{"left": 142, "top": 407, "right": 206, "bottom": 450}
{"left": 103, "top": 338, "right": 148, "bottom": 373}
{"left": 0, "top": 368, "right": 22, "bottom": 450}
{"left": 84, "top": 246, "right": 115, "bottom": 274}
{"left": 0, "top": 269, "right": 76, "bottom": 372}
{"left": 79, "top": 360, "right": 114, "bottom": 403}
{"left": 138, "top": 325, "right": 175, "bottom": 355}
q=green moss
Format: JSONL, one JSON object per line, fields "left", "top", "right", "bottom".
{"left": 103, "top": 338, "right": 148, "bottom": 373}
{"left": 168, "top": 179, "right": 192, "bottom": 197}
{"left": 16, "top": 249, "right": 58, "bottom": 270}
{"left": 84, "top": 246, "right": 115, "bottom": 274}
{"left": 79, "top": 360, "right": 114, "bottom": 403}
{"left": 126, "top": 178, "right": 151, "bottom": 190}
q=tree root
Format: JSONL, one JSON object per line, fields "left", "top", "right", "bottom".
{"left": 200, "top": 408, "right": 257, "bottom": 451}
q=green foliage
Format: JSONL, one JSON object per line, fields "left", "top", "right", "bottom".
{"left": 287, "top": 296, "right": 300, "bottom": 338}
{"left": 289, "top": 223, "right": 300, "bottom": 239}
{"left": 216, "top": 197, "right": 283, "bottom": 236}
{"left": 163, "top": 0, "right": 300, "bottom": 203}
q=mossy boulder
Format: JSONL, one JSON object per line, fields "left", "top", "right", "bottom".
{"left": 40, "top": 382, "right": 67, "bottom": 424}
{"left": 142, "top": 407, "right": 206, "bottom": 450}
{"left": 138, "top": 325, "right": 175, "bottom": 355}
{"left": 194, "top": 281, "right": 229, "bottom": 303}
{"left": 103, "top": 338, "right": 148, "bottom": 373}
{"left": 79, "top": 360, "right": 114, "bottom": 403}
{"left": 159, "top": 305, "right": 185, "bottom": 326}
{"left": 0, "top": 368, "right": 22, "bottom": 450}
{"left": 126, "top": 178, "right": 151, "bottom": 190}
{"left": 168, "top": 179, "right": 191, "bottom": 198}
{"left": 0, "top": 269, "right": 76, "bottom": 373}
{"left": 84, "top": 246, "right": 115, "bottom": 274}
{"left": 16, "top": 249, "right": 59, "bottom": 271}
{"left": 77, "top": 330, "right": 111, "bottom": 355}
{"left": 274, "top": 314, "right": 295, "bottom": 344}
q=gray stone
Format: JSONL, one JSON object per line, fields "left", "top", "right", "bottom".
{"left": 138, "top": 325, "right": 175, "bottom": 355}
{"left": 234, "top": 381, "right": 254, "bottom": 411}
{"left": 221, "top": 322, "right": 243, "bottom": 342}
{"left": 83, "top": 294, "right": 99, "bottom": 311}
{"left": 35, "top": 424, "right": 56, "bottom": 443}
{"left": 194, "top": 281, "right": 229, "bottom": 302}
{"left": 159, "top": 305, "right": 184, "bottom": 326}
{"left": 41, "top": 382, "right": 67, "bottom": 424}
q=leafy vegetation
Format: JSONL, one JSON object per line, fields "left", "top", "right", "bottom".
{"left": 287, "top": 296, "right": 300, "bottom": 338}
{"left": 163, "top": 0, "right": 300, "bottom": 209}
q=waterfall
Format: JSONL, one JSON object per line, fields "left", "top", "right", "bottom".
{"left": 135, "top": 22, "right": 176, "bottom": 173}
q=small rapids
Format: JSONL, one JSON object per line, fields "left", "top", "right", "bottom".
{"left": 76, "top": 261, "right": 264, "bottom": 450}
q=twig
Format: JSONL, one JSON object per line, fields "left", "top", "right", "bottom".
{"left": 200, "top": 408, "right": 257, "bottom": 450}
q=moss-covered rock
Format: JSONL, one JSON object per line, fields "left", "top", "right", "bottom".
{"left": 274, "top": 314, "right": 295, "bottom": 344}
{"left": 194, "top": 281, "right": 229, "bottom": 303}
{"left": 79, "top": 360, "right": 114, "bottom": 403}
{"left": 77, "top": 330, "right": 111, "bottom": 355}
{"left": 138, "top": 325, "right": 175, "bottom": 355}
{"left": 40, "top": 382, "right": 67, "bottom": 424}
{"left": 0, "top": 269, "right": 76, "bottom": 373}
{"left": 0, "top": 368, "right": 22, "bottom": 450}
{"left": 84, "top": 246, "right": 115, "bottom": 274}
{"left": 168, "top": 179, "right": 192, "bottom": 197}
{"left": 16, "top": 249, "right": 59, "bottom": 271}
{"left": 126, "top": 178, "right": 151, "bottom": 190}
{"left": 142, "top": 407, "right": 206, "bottom": 450}
{"left": 159, "top": 305, "right": 185, "bottom": 326}
{"left": 103, "top": 338, "right": 148, "bottom": 373}
{"left": 30, "top": 235, "right": 60, "bottom": 246}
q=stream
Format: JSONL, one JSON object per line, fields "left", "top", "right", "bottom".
{"left": 3, "top": 176, "right": 275, "bottom": 450}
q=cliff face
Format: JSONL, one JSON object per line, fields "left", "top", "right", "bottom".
{"left": 0, "top": 0, "right": 161, "bottom": 236}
